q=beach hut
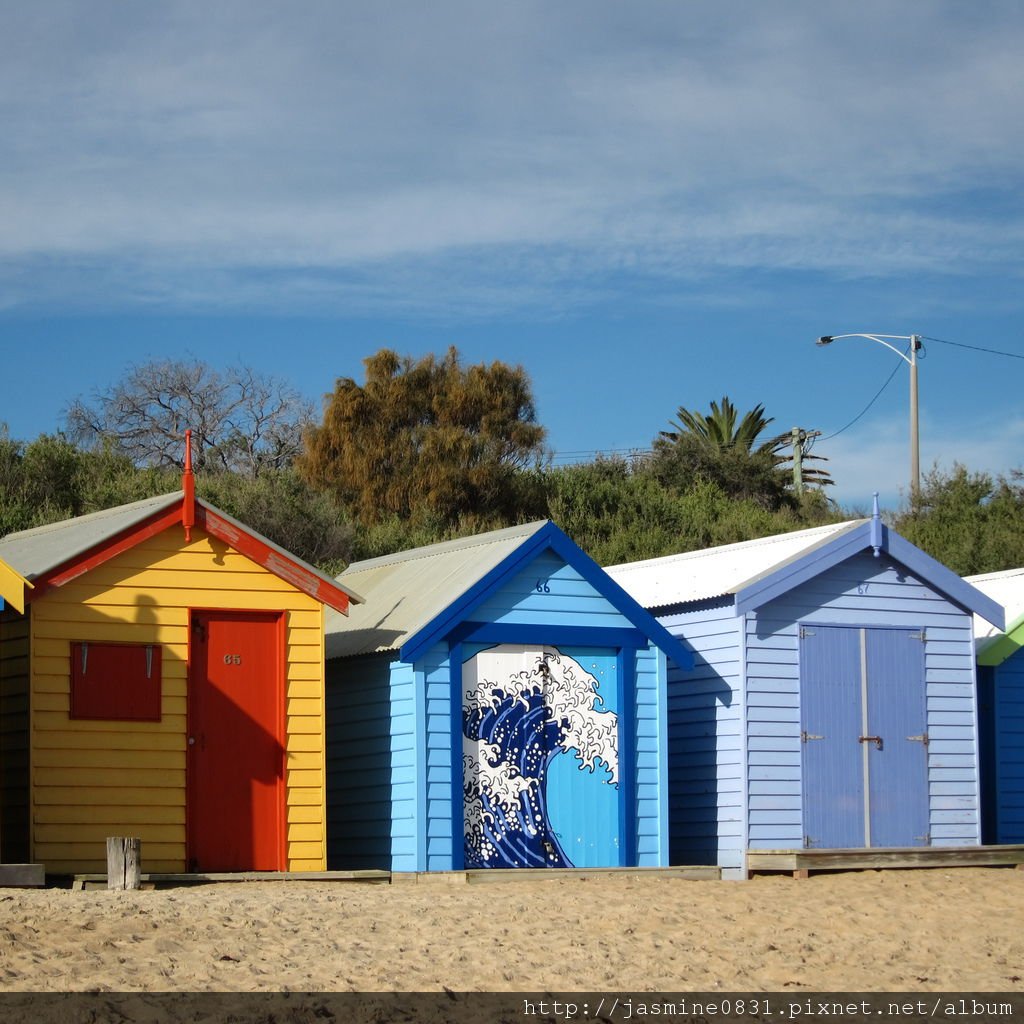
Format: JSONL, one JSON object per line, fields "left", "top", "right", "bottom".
{"left": 324, "top": 520, "right": 693, "bottom": 873}
{"left": 0, "top": 485, "right": 359, "bottom": 876}
{"left": 606, "top": 507, "right": 1004, "bottom": 879}
{"left": 963, "top": 568, "right": 1024, "bottom": 844}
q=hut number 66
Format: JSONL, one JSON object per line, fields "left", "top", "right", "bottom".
{"left": 223, "top": 653, "right": 242, "bottom": 665}
{"left": 535, "top": 580, "right": 551, "bottom": 594}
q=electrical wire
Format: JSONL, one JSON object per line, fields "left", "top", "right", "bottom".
{"left": 922, "top": 335, "right": 1024, "bottom": 360}
{"left": 818, "top": 343, "right": 910, "bottom": 442}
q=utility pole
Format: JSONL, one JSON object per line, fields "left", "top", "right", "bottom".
{"left": 790, "top": 428, "right": 822, "bottom": 497}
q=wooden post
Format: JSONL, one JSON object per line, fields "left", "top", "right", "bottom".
{"left": 106, "top": 837, "right": 142, "bottom": 890}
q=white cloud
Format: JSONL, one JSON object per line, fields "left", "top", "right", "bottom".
{"left": 1, "top": 2, "right": 1023, "bottom": 312}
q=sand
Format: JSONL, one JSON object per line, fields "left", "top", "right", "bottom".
{"left": 0, "top": 868, "right": 1022, "bottom": 995}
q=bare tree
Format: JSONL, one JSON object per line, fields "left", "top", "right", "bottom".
{"left": 65, "top": 359, "right": 313, "bottom": 477}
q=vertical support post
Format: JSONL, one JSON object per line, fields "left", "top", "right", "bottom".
{"left": 106, "top": 836, "right": 142, "bottom": 890}
{"left": 909, "top": 336, "right": 921, "bottom": 505}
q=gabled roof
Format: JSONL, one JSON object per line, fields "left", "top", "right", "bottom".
{"left": 325, "top": 520, "right": 693, "bottom": 669}
{"left": 965, "top": 568, "right": 1024, "bottom": 665}
{"left": 608, "top": 517, "right": 1004, "bottom": 629}
{"left": 0, "top": 555, "right": 31, "bottom": 615}
{"left": 0, "top": 492, "right": 361, "bottom": 614}
{"left": 606, "top": 520, "right": 864, "bottom": 609}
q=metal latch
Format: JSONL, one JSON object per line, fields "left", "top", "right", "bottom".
{"left": 858, "top": 735, "right": 884, "bottom": 750}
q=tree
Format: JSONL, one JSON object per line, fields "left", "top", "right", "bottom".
{"left": 299, "top": 347, "right": 547, "bottom": 530}
{"left": 894, "top": 463, "right": 1024, "bottom": 575}
{"left": 65, "top": 359, "right": 313, "bottom": 477}
{"left": 650, "top": 396, "right": 831, "bottom": 508}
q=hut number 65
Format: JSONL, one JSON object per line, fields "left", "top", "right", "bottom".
{"left": 223, "top": 653, "right": 242, "bottom": 665}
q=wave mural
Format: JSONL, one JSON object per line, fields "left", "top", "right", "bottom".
{"left": 462, "top": 645, "right": 618, "bottom": 868}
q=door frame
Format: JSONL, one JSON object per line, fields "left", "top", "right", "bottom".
{"left": 186, "top": 608, "right": 288, "bottom": 872}
{"left": 797, "top": 620, "right": 929, "bottom": 849}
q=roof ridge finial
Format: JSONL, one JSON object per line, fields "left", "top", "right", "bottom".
{"left": 182, "top": 429, "right": 195, "bottom": 543}
{"left": 871, "top": 491, "right": 882, "bottom": 557}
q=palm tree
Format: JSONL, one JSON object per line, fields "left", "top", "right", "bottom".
{"left": 655, "top": 396, "right": 833, "bottom": 497}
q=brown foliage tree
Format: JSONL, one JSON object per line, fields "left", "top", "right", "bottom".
{"left": 299, "top": 347, "right": 547, "bottom": 529}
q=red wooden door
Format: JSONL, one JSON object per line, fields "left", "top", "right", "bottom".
{"left": 188, "top": 611, "right": 285, "bottom": 872}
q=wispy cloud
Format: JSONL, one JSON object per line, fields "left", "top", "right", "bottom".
{"left": 1, "top": 2, "right": 1023, "bottom": 313}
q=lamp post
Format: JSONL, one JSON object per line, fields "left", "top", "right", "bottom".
{"left": 816, "top": 333, "right": 923, "bottom": 502}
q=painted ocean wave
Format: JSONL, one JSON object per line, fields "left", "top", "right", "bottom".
{"left": 463, "top": 645, "right": 618, "bottom": 868}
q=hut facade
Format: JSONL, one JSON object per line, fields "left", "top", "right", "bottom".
{"left": 325, "top": 521, "right": 693, "bottom": 873}
{"left": 0, "top": 492, "right": 358, "bottom": 876}
{"left": 964, "top": 568, "right": 1024, "bottom": 844}
{"left": 606, "top": 510, "right": 1003, "bottom": 879}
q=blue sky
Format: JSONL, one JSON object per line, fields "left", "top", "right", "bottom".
{"left": 2, "top": 1, "right": 1022, "bottom": 510}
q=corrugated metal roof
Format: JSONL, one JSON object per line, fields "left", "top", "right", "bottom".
{"left": 605, "top": 519, "right": 866, "bottom": 610}
{"left": 325, "top": 521, "right": 549, "bottom": 659}
{"left": 965, "top": 567, "right": 1024, "bottom": 642}
{"left": 0, "top": 493, "right": 182, "bottom": 580}
{"left": 0, "top": 491, "right": 361, "bottom": 607}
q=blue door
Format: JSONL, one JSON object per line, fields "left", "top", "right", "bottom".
{"left": 462, "top": 644, "right": 621, "bottom": 868}
{"left": 800, "top": 626, "right": 928, "bottom": 848}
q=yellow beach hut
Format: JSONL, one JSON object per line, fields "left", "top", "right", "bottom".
{"left": 0, "top": 488, "right": 359, "bottom": 877}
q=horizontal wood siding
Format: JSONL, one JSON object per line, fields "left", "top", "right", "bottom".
{"left": 747, "top": 550, "right": 980, "bottom": 850}
{"left": 388, "top": 659, "right": 419, "bottom": 872}
{"left": 29, "top": 527, "right": 327, "bottom": 873}
{"left": 325, "top": 652, "right": 394, "bottom": 869}
{"left": 656, "top": 601, "right": 744, "bottom": 874}
{"left": 472, "top": 551, "right": 635, "bottom": 629}
{"left": 0, "top": 609, "right": 30, "bottom": 862}
{"left": 423, "top": 643, "right": 454, "bottom": 871}
{"left": 633, "top": 644, "right": 667, "bottom": 866}
{"left": 993, "top": 650, "right": 1024, "bottom": 842}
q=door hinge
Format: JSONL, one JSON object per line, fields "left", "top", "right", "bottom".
{"left": 803, "top": 835, "right": 818, "bottom": 849}
{"left": 799, "top": 627, "right": 815, "bottom": 639}
{"left": 801, "top": 730, "right": 824, "bottom": 743}
{"left": 915, "top": 833, "right": 931, "bottom": 845}
{"left": 907, "top": 732, "right": 929, "bottom": 747}
{"left": 911, "top": 629, "right": 926, "bottom": 642}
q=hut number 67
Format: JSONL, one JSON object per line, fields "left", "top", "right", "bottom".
{"left": 223, "top": 653, "right": 242, "bottom": 665}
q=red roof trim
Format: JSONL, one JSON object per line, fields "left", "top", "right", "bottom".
{"left": 30, "top": 507, "right": 184, "bottom": 602}
{"left": 29, "top": 499, "right": 351, "bottom": 615}
{"left": 198, "top": 506, "right": 351, "bottom": 614}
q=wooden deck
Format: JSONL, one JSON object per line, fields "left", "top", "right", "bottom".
{"left": 0, "top": 863, "right": 45, "bottom": 887}
{"left": 67, "top": 865, "right": 720, "bottom": 890}
{"left": 747, "top": 844, "right": 1024, "bottom": 878}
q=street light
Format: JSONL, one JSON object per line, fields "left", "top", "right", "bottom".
{"left": 816, "top": 333, "right": 923, "bottom": 501}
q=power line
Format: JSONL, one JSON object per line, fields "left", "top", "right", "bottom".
{"left": 922, "top": 335, "right": 1024, "bottom": 360}
{"left": 819, "top": 344, "right": 908, "bottom": 442}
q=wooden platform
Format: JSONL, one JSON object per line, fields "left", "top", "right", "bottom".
{"left": 395, "top": 865, "right": 721, "bottom": 885}
{"left": 68, "top": 865, "right": 719, "bottom": 890}
{"left": 0, "top": 863, "right": 45, "bottom": 888}
{"left": 747, "top": 844, "right": 1024, "bottom": 878}
{"left": 70, "top": 869, "right": 391, "bottom": 891}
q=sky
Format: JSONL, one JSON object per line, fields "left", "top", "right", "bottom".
{"left": 1, "top": 1, "right": 1022, "bottom": 511}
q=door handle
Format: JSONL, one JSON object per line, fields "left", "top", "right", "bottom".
{"left": 858, "top": 735, "right": 883, "bottom": 751}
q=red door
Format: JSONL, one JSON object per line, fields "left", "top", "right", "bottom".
{"left": 188, "top": 611, "right": 285, "bottom": 872}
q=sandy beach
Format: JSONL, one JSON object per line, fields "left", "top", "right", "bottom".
{"left": 0, "top": 867, "right": 1021, "bottom": 994}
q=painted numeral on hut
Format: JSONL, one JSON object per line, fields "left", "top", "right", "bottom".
{"left": 222, "top": 653, "right": 242, "bottom": 665}
{"left": 535, "top": 580, "right": 551, "bottom": 594}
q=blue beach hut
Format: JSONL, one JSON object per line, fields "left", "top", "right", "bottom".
{"left": 964, "top": 568, "right": 1024, "bottom": 844}
{"left": 606, "top": 508, "right": 1004, "bottom": 879}
{"left": 324, "top": 521, "right": 693, "bottom": 874}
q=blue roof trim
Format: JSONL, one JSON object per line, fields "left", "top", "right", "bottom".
{"left": 399, "top": 521, "right": 694, "bottom": 669}
{"left": 734, "top": 520, "right": 1005, "bottom": 629}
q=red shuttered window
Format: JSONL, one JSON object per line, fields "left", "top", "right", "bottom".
{"left": 70, "top": 641, "right": 162, "bottom": 721}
